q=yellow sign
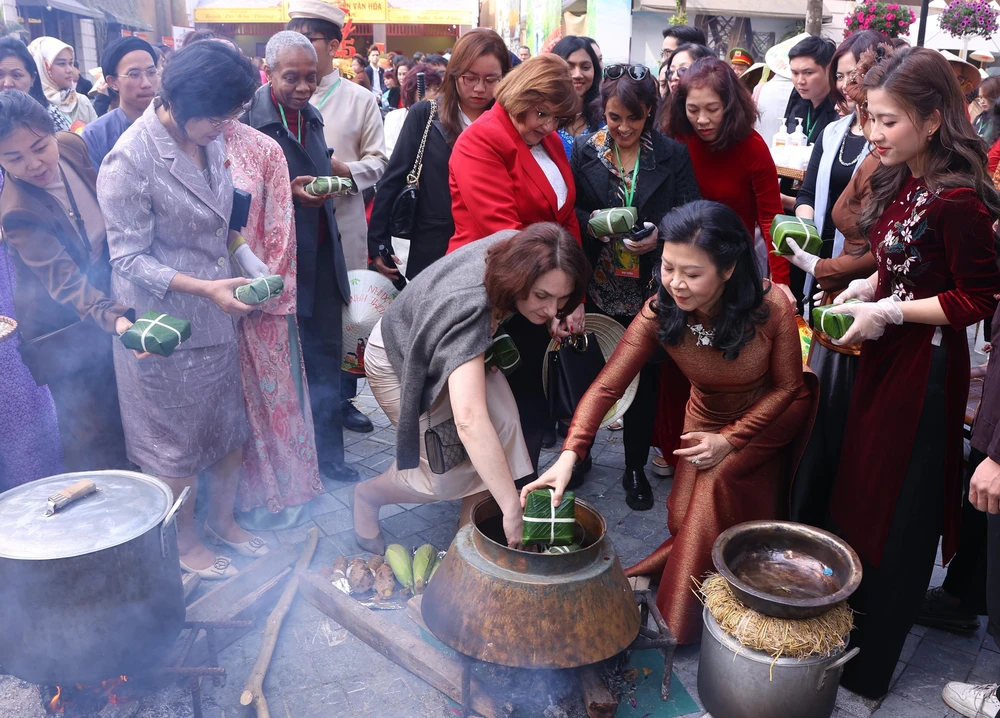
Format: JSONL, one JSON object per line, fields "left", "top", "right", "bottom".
{"left": 341, "top": 0, "right": 389, "bottom": 22}
{"left": 387, "top": 6, "right": 473, "bottom": 22}
{"left": 193, "top": 0, "right": 286, "bottom": 23}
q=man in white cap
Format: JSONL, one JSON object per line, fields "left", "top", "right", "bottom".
{"left": 287, "top": 0, "right": 388, "bottom": 434}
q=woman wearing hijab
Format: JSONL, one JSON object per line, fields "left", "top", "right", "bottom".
{"left": 27, "top": 37, "right": 97, "bottom": 128}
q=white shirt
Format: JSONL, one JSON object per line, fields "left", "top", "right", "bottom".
{"left": 370, "top": 65, "right": 383, "bottom": 96}
{"left": 529, "top": 144, "right": 567, "bottom": 210}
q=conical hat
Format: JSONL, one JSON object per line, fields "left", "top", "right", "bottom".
{"left": 940, "top": 50, "right": 982, "bottom": 94}
{"left": 342, "top": 270, "right": 400, "bottom": 375}
{"left": 541, "top": 314, "right": 639, "bottom": 429}
{"left": 765, "top": 32, "right": 810, "bottom": 80}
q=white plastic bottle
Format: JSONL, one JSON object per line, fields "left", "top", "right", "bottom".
{"left": 772, "top": 118, "right": 789, "bottom": 148}
{"left": 789, "top": 117, "right": 806, "bottom": 147}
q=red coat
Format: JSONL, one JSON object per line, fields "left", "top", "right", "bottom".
{"left": 677, "top": 131, "right": 788, "bottom": 283}
{"left": 447, "top": 103, "right": 581, "bottom": 251}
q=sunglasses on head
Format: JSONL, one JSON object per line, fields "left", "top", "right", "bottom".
{"left": 603, "top": 64, "right": 649, "bottom": 81}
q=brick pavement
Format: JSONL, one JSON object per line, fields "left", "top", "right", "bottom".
{"left": 0, "top": 379, "right": 994, "bottom": 717}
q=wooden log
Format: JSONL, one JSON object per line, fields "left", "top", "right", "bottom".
{"left": 240, "top": 528, "right": 320, "bottom": 718}
{"left": 186, "top": 542, "right": 300, "bottom": 622}
{"left": 182, "top": 572, "right": 202, "bottom": 602}
{"left": 579, "top": 665, "right": 618, "bottom": 718}
{"left": 300, "top": 571, "right": 502, "bottom": 718}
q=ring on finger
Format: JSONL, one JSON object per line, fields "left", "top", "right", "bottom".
{"left": 691, "top": 458, "right": 702, "bottom": 465}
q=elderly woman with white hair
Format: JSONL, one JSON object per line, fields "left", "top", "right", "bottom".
{"left": 242, "top": 31, "right": 355, "bottom": 486}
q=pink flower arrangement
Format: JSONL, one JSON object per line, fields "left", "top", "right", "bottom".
{"left": 843, "top": 1, "right": 916, "bottom": 37}
{"left": 938, "top": 0, "right": 999, "bottom": 39}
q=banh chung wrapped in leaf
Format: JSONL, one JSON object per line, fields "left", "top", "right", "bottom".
{"left": 484, "top": 333, "right": 521, "bottom": 376}
{"left": 588, "top": 207, "right": 638, "bottom": 238}
{"left": 812, "top": 300, "right": 860, "bottom": 340}
{"left": 771, "top": 215, "right": 822, "bottom": 256}
{"left": 304, "top": 176, "right": 354, "bottom": 197}
{"left": 119, "top": 311, "right": 191, "bottom": 357}
{"left": 234, "top": 275, "right": 284, "bottom": 305}
{"left": 522, "top": 489, "right": 576, "bottom": 546}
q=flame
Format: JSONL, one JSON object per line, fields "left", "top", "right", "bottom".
{"left": 47, "top": 686, "right": 62, "bottom": 713}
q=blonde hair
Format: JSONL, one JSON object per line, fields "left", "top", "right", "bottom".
{"left": 494, "top": 54, "right": 579, "bottom": 126}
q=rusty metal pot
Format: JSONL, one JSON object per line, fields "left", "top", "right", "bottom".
{"left": 421, "top": 496, "right": 639, "bottom": 668}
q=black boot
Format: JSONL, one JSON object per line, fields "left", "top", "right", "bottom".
{"left": 914, "top": 586, "right": 980, "bottom": 632}
{"left": 622, "top": 468, "right": 653, "bottom": 511}
{"left": 541, "top": 424, "right": 556, "bottom": 449}
{"left": 566, "top": 454, "right": 592, "bottom": 491}
{"left": 342, "top": 401, "right": 374, "bottom": 433}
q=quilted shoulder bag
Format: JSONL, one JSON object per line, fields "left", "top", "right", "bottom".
{"left": 424, "top": 412, "right": 468, "bottom": 475}
{"left": 390, "top": 101, "right": 437, "bottom": 239}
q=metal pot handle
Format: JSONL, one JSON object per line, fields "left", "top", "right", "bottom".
{"left": 817, "top": 647, "right": 860, "bottom": 691}
{"left": 160, "top": 486, "right": 191, "bottom": 558}
{"left": 44, "top": 479, "right": 98, "bottom": 516}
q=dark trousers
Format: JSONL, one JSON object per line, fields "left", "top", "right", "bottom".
{"left": 840, "top": 344, "right": 947, "bottom": 699}
{"left": 299, "top": 242, "right": 345, "bottom": 470}
{"left": 941, "top": 448, "right": 989, "bottom": 614}
{"left": 988, "top": 507, "right": 1000, "bottom": 643}
{"left": 503, "top": 313, "right": 554, "bottom": 471}
{"left": 341, "top": 371, "right": 358, "bottom": 406}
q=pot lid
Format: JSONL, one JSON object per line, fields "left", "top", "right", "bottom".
{"left": 0, "top": 471, "right": 174, "bottom": 560}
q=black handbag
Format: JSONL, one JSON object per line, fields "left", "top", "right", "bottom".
{"left": 389, "top": 101, "right": 436, "bottom": 239}
{"left": 424, "top": 415, "right": 467, "bottom": 475}
{"left": 547, "top": 332, "right": 606, "bottom": 424}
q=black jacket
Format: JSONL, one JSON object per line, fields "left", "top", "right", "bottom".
{"left": 368, "top": 100, "right": 457, "bottom": 279}
{"left": 364, "top": 65, "right": 385, "bottom": 91}
{"left": 243, "top": 85, "right": 350, "bottom": 316}
{"left": 570, "top": 129, "right": 700, "bottom": 298}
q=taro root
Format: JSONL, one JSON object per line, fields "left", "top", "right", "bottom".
{"left": 332, "top": 556, "right": 349, "bottom": 574}
{"left": 374, "top": 563, "right": 396, "bottom": 599}
{"left": 347, "top": 558, "right": 375, "bottom": 593}
{"left": 367, "top": 555, "right": 385, "bottom": 572}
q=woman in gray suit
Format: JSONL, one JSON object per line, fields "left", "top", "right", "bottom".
{"left": 99, "top": 42, "right": 263, "bottom": 580}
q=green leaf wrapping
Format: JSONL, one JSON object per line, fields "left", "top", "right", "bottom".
{"left": 811, "top": 300, "right": 859, "bottom": 340}
{"left": 484, "top": 333, "right": 521, "bottom": 376}
{"left": 588, "top": 207, "right": 638, "bottom": 237}
{"left": 771, "top": 215, "right": 822, "bottom": 256}
{"left": 120, "top": 310, "right": 192, "bottom": 357}
{"left": 234, "top": 275, "right": 285, "bottom": 305}
{"left": 522, "top": 489, "right": 576, "bottom": 546}
{"left": 304, "top": 176, "right": 354, "bottom": 196}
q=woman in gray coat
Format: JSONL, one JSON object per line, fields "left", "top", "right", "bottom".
{"left": 99, "top": 42, "right": 263, "bottom": 580}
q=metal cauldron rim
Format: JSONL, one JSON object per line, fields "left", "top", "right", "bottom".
{"left": 712, "top": 520, "right": 863, "bottom": 618}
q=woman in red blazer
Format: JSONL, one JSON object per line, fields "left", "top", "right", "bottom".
{"left": 447, "top": 54, "right": 582, "bottom": 470}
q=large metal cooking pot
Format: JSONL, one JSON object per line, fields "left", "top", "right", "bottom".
{"left": 0, "top": 471, "right": 188, "bottom": 684}
{"left": 698, "top": 607, "right": 859, "bottom": 718}
{"left": 421, "top": 496, "right": 639, "bottom": 668}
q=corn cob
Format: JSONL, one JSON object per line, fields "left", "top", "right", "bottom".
{"left": 412, "top": 544, "right": 436, "bottom": 594}
{"left": 428, "top": 557, "right": 442, "bottom": 583}
{"left": 384, "top": 544, "right": 413, "bottom": 591}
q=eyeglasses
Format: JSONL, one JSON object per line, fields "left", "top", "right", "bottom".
{"left": 304, "top": 35, "right": 327, "bottom": 44}
{"left": 604, "top": 64, "right": 649, "bottom": 81}
{"left": 207, "top": 101, "right": 252, "bottom": 128}
{"left": 116, "top": 68, "right": 159, "bottom": 82}
{"left": 667, "top": 65, "right": 690, "bottom": 80}
{"left": 458, "top": 73, "right": 501, "bottom": 89}
{"left": 534, "top": 108, "right": 569, "bottom": 128}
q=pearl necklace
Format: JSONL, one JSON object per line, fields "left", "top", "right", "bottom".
{"left": 837, "top": 129, "right": 867, "bottom": 168}
{"left": 688, "top": 323, "right": 715, "bottom": 347}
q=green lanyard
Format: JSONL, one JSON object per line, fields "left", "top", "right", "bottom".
{"left": 613, "top": 143, "right": 640, "bottom": 207}
{"left": 277, "top": 103, "right": 301, "bottom": 144}
{"left": 316, "top": 78, "right": 342, "bottom": 110}
{"left": 804, "top": 106, "right": 817, "bottom": 141}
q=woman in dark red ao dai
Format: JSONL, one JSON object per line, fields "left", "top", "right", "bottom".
{"left": 823, "top": 47, "right": 1000, "bottom": 699}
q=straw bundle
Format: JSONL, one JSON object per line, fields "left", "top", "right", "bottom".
{"left": 696, "top": 573, "right": 854, "bottom": 661}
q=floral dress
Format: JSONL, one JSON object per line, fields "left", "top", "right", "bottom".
{"left": 223, "top": 123, "right": 323, "bottom": 523}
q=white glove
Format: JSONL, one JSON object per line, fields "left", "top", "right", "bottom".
{"left": 784, "top": 237, "right": 820, "bottom": 275}
{"left": 827, "top": 296, "right": 904, "bottom": 345}
{"left": 234, "top": 244, "right": 269, "bottom": 279}
{"left": 833, "top": 277, "right": 876, "bottom": 305}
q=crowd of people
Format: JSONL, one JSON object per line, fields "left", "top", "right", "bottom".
{"left": 4, "top": 8, "right": 1000, "bottom": 715}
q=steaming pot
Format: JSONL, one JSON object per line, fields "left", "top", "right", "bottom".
{"left": 421, "top": 496, "right": 640, "bottom": 668}
{"left": 0, "top": 471, "right": 187, "bottom": 684}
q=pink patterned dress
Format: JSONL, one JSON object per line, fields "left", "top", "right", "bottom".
{"left": 223, "top": 123, "right": 323, "bottom": 519}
